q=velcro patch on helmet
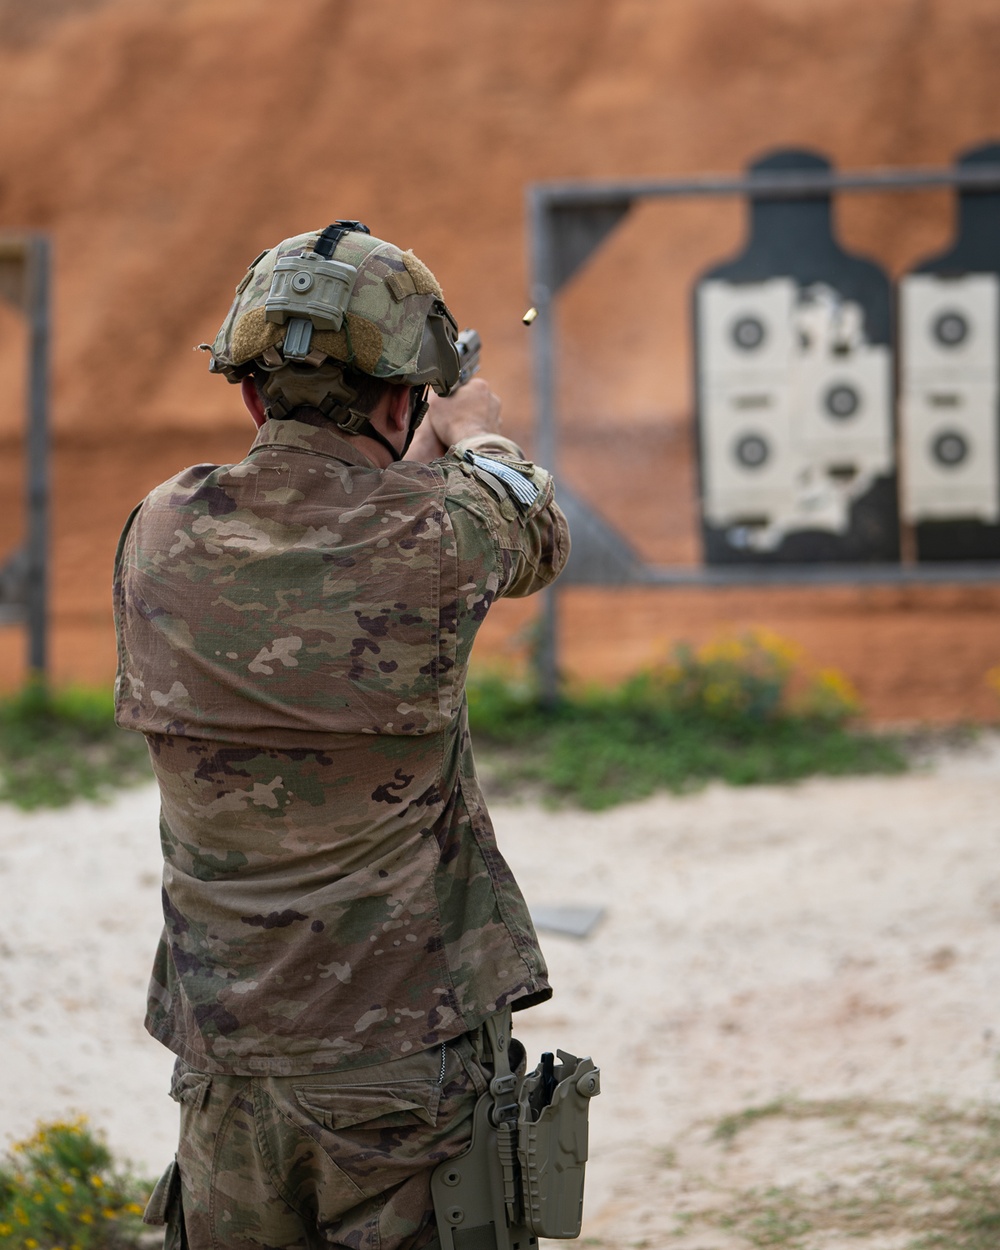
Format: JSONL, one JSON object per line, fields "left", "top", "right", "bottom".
{"left": 231, "top": 307, "right": 383, "bottom": 375}
{"left": 401, "top": 251, "right": 443, "bottom": 298}
{"left": 231, "top": 306, "right": 283, "bottom": 366}
{"left": 386, "top": 271, "right": 417, "bottom": 301}
{"left": 313, "top": 314, "right": 383, "bottom": 375}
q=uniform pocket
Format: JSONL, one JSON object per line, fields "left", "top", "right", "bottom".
{"left": 293, "top": 1078, "right": 442, "bottom": 1131}
{"left": 143, "top": 1157, "right": 189, "bottom": 1248}
{"left": 143, "top": 1158, "right": 179, "bottom": 1225}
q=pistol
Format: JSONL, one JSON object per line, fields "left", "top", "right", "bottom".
{"left": 456, "top": 329, "right": 482, "bottom": 387}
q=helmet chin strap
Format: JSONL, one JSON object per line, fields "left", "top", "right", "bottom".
{"left": 340, "top": 385, "right": 429, "bottom": 464}
{"left": 402, "top": 386, "right": 430, "bottom": 455}
{"left": 353, "top": 416, "right": 405, "bottom": 463}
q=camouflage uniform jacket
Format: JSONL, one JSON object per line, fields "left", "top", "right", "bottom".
{"left": 113, "top": 413, "right": 569, "bottom": 1077}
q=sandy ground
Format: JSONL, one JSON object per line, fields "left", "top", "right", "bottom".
{"left": 1, "top": 740, "right": 999, "bottom": 1247}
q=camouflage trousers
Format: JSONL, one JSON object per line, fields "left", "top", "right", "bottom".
{"left": 147, "top": 1035, "right": 491, "bottom": 1250}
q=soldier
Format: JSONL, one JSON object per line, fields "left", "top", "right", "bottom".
{"left": 114, "top": 222, "right": 570, "bottom": 1250}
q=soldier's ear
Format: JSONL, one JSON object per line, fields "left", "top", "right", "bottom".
{"left": 385, "top": 383, "right": 413, "bottom": 434}
{"left": 241, "top": 376, "right": 268, "bottom": 429}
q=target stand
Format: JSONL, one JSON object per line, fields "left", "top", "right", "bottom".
{"left": 0, "top": 234, "right": 51, "bottom": 678}
{"left": 527, "top": 151, "right": 1000, "bottom": 700}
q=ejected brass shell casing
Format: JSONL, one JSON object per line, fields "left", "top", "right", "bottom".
{"left": 522, "top": 307, "right": 538, "bottom": 325}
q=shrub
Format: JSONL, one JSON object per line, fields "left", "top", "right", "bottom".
{"left": 628, "top": 628, "right": 861, "bottom": 730}
{"left": 0, "top": 1117, "right": 150, "bottom": 1249}
{"left": 467, "top": 631, "right": 901, "bottom": 809}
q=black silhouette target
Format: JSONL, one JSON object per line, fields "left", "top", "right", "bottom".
{"left": 694, "top": 148, "right": 898, "bottom": 565}
{"left": 903, "top": 140, "right": 1000, "bottom": 561}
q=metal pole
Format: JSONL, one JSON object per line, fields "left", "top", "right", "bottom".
{"left": 533, "top": 162, "right": 1000, "bottom": 208}
{"left": 528, "top": 189, "right": 560, "bottom": 707}
{"left": 25, "top": 236, "right": 49, "bottom": 680}
{"left": 632, "top": 561, "right": 1000, "bottom": 587}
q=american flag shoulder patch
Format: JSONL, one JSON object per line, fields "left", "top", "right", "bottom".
{"left": 463, "top": 451, "right": 540, "bottom": 509}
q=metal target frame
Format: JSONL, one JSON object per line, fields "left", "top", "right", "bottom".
{"left": 0, "top": 234, "right": 51, "bottom": 678}
{"left": 526, "top": 160, "right": 1000, "bottom": 702}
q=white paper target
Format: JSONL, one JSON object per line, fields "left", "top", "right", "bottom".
{"left": 900, "top": 272, "right": 998, "bottom": 386}
{"left": 900, "top": 381, "right": 999, "bottom": 523}
{"left": 698, "top": 278, "right": 797, "bottom": 384}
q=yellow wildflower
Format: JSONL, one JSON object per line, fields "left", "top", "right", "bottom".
{"left": 697, "top": 638, "right": 746, "bottom": 665}
{"left": 653, "top": 660, "right": 683, "bottom": 687}
{"left": 750, "top": 627, "right": 802, "bottom": 666}
{"left": 815, "top": 667, "right": 859, "bottom": 703}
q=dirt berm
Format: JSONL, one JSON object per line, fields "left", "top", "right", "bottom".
{"left": 0, "top": 0, "right": 998, "bottom": 720}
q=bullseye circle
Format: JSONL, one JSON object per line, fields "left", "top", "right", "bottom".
{"left": 931, "top": 429, "right": 969, "bottom": 467}
{"left": 731, "top": 316, "right": 766, "bottom": 351}
{"left": 933, "top": 310, "right": 969, "bottom": 348}
{"left": 734, "top": 433, "right": 769, "bottom": 469}
{"left": 824, "top": 384, "right": 861, "bottom": 419}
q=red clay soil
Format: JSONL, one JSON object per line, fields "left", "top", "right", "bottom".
{"left": 0, "top": 0, "right": 998, "bottom": 721}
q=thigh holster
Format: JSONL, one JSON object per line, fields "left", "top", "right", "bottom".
{"left": 430, "top": 1011, "right": 600, "bottom": 1250}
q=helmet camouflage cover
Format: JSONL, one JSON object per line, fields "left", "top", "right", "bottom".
{"left": 206, "top": 226, "right": 463, "bottom": 407}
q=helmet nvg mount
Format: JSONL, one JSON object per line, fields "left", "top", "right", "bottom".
{"left": 204, "top": 221, "right": 474, "bottom": 457}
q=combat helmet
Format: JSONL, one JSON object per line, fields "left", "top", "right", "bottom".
{"left": 205, "top": 221, "right": 463, "bottom": 457}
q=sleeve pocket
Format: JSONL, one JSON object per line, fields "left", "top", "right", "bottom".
{"left": 169, "top": 1065, "right": 212, "bottom": 1110}
{"left": 294, "top": 1079, "right": 442, "bottom": 1131}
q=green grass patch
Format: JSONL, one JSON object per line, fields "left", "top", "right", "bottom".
{"left": 468, "top": 633, "right": 906, "bottom": 810}
{"left": 0, "top": 630, "right": 909, "bottom": 811}
{"left": 687, "top": 1098, "right": 1000, "bottom": 1249}
{"left": 713, "top": 1099, "right": 796, "bottom": 1144}
{"left": 0, "top": 1116, "right": 152, "bottom": 1248}
{"left": 0, "top": 683, "right": 150, "bottom": 810}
